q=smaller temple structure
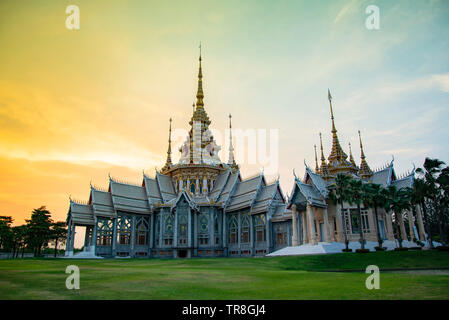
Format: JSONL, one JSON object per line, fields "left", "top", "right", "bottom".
{"left": 285, "top": 90, "right": 426, "bottom": 249}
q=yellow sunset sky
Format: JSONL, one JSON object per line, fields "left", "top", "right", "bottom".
{"left": 1, "top": 0, "right": 448, "bottom": 227}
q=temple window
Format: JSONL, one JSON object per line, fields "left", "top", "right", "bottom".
{"left": 229, "top": 216, "right": 238, "bottom": 244}
{"left": 241, "top": 214, "right": 250, "bottom": 243}
{"left": 96, "top": 218, "right": 113, "bottom": 246}
{"left": 255, "top": 214, "right": 266, "bottom": 243}
{"left": 198, "top": 213, "right": 209, "bottom": 245}
{"left": 117, "top": 215, "right": 132, "bottom": 245}
{"left": 276, "top": 224, "right": 287, "bottom": 245}
{"left": 135, "top": 217, "right": 149, "bottom": 245}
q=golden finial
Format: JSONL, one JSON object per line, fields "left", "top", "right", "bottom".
{"left": 349, "top": 142, "right": 357, "bottom": 167}
{"left": 358, "top": 130, "right": 372, "bottom": 179}
{"left": 314, "top": 144, "right": 319, "bottom": 173}
{"left": 358, "top": 130, "right": 365, "bottom": 159}
{"left": 326, "top": 89, "right": 348, "bottom": 167}
{"left": 319, "top": 132, "right": 330, "bottom": 177}
{"left": 228, "top": 114, "right": 237, "bottom": 169}
{"left": 161, "top": 118, "right": 173, "bottom": 172}
{"left": 190, "top": 46, "right": 210, "bottom": 126}
{"left": 196, "top": 43, "right": 204, "bottom": 109}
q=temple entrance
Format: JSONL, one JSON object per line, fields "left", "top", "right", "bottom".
{"left": 178, "top": 249, "right": 188, "bottom": 258}
{"left": 319, "top": 223, "right": 324, "bottom": 242}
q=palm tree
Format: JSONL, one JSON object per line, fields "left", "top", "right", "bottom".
{"left": 347, "top": 179, "right": 366, "bottom": 250}
{"left": 416, "top": 158, "right": 447, "bottom": 245}
{"left": 363, "top": 183, "right": 385, "bottom": 249}
{"left": 329, "top": 174, "right": 352, "bottom": 251}
{"left": 384, "top": 186, "right": 411, "bottom": 249}
{"left": 412, "top": 178, "right": 433, "bottom": 248}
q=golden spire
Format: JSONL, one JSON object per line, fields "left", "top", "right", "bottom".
{"left": 348, "top": 142, "right": 357, "bottom": 168}
{"left": 327, "top": 89, "right": 348, "bottom": 166}
{"left": 228, "top": 114, "right": 238, "bottom": 170}
{"left": 358, "top": 130, "right": 372, "bottom": 179}
{"left": 190, "top": 45, "right": 210, "bottom": 126}
{"left": 314, "top": 144, "right": 319, "bottom": 173}
{"left": 161, "top": 118, "right": 173, "bottom": 172}
{"left": 196, "top": 43, "right": 204, "bottom": 109}
{"left": 319, "top": 132, "right": 330, "bottom": 177}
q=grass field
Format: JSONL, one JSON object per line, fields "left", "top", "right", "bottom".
{"left": 1, "top": 251, "right": 449, "bottom": 299}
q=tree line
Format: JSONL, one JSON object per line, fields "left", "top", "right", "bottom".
{"left": 329, "top": 157, "right": 449, "bottom": 251}
{"left": 0, "top": 206, "right": 67, "bottom": 257}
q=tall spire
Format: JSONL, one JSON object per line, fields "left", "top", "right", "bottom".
{"left": 196, "top": 43, "right": 204, "bottom": 109}
{"left": 358, "top": 130, "right": 372, "bottom": 179}
{"left": 190, "top": 44, "right": 210, "bottom": 126}
{"left": 326, "top": 89, "right": 348, "bottom": 171}
{"left": 228, "top": 114, "right": 238, "bottom": 170}
{"left": 319, "top": 132, "right": 330, "bottom": 177}
{"left": 161, "top": 118, "right": 173, "bottom": 172}
{"left": 348, "top": 142, "right": 357, "bottom": 168}
{"left": 314, "top": 144, "right": 319, "bottom": 173}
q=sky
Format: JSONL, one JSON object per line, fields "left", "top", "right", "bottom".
{"left": 0, "top": 0, "right": 448, "bottom": 229}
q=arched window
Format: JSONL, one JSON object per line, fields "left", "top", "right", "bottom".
{"left": 199, "top": 213, "right": 209, "bottom": 245}
{"left": 165, "top": 214, "right": 174, "bottom": 234}
{"left": 199, "top": 214, "right": 209, "bottom": 233}
{"left": 229, "top": 216, "right": 238, "bottom": 244}
{"left": 254, "top": 214, "right": 266, "bottom": 243}
{"left": 97, "top": 218, "right": 113, "bottom": 246}
{"left": 117, "top": 215, "right": 132, "bottom": 245}
{"left": 241, "top": 214, "right": 250, "bottom": 243}
{"left": 276, "top": 224, "right": 287, "bottom": 245}
{"left": 190, "top": 182, "right": 195, "bottom": 194}
{"left": 135, "top": 217, "right": 149, "bottom": 245}
{"left": 163, "top": 213, "right": 174, "bottom": 246}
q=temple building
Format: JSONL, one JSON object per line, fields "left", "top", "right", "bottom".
{"left": 65, "top": 52, "right": 287, "bottom": 258}
{"left": 285, "top": 90, "right": 426, "bottom": 248}
{"left": 65, "top": 54, "right": 426, "bottom": 258}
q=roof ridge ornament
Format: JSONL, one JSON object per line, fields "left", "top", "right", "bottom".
{"left": 319, "top": 132, "right": 330, "bottom": 177}
{"left": 358, "top": 130, "right": 373, "bottom": 179}
{"left": 327, "top": 89, "right": 348, "bottom": 168}
{"left": 161, "top": 118, "right": 173, "bottom": 173}
{"left": 228, "top": 113, "right": 238, "bottom": 170}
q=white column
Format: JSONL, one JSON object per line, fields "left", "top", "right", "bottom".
{"left": 195, "top": 179, "right": 200, "bottom": 195}
{"left": 397, "top": 212, "right": 407, "bottom": 241}
{"left": 335, "top": 207, "right": 344, "bottom": 242}
{"left": 291, "top": 204, "right": 298, "bottom": 246}
{"left": 203, "top": 178, "right": 208, "bottom": 194}
{"left": 130, "top": 216, "right": 136, "bottom": 256}
{"left": 385, "top": 212, "right": 394, "bottom": 240}
{"left": 302, "top": 210, "right": 308, "bottom": 244}
{"left": 187, "top": 208, "right": 192, "bottom": 247}
{"left": 307, "top": 203, "right": 317, "bottom": 245}
{"left": 91, "top": 217, "right": 97, "bottom": 253}
{"left": 323, "top": 208, "right": 332, "bottom": 243}
{"left": 65, "top": 219, "right": 72, "bottom": 256}
{"left": 415, "top": 205, "right": 425, "bottom": 242}
{"left": 407, "top": 210, "right": 415, "bottom": 241}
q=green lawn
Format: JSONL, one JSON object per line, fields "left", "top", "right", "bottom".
{"left": 1, "top": 251, "right": 449, "bottom": 299}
